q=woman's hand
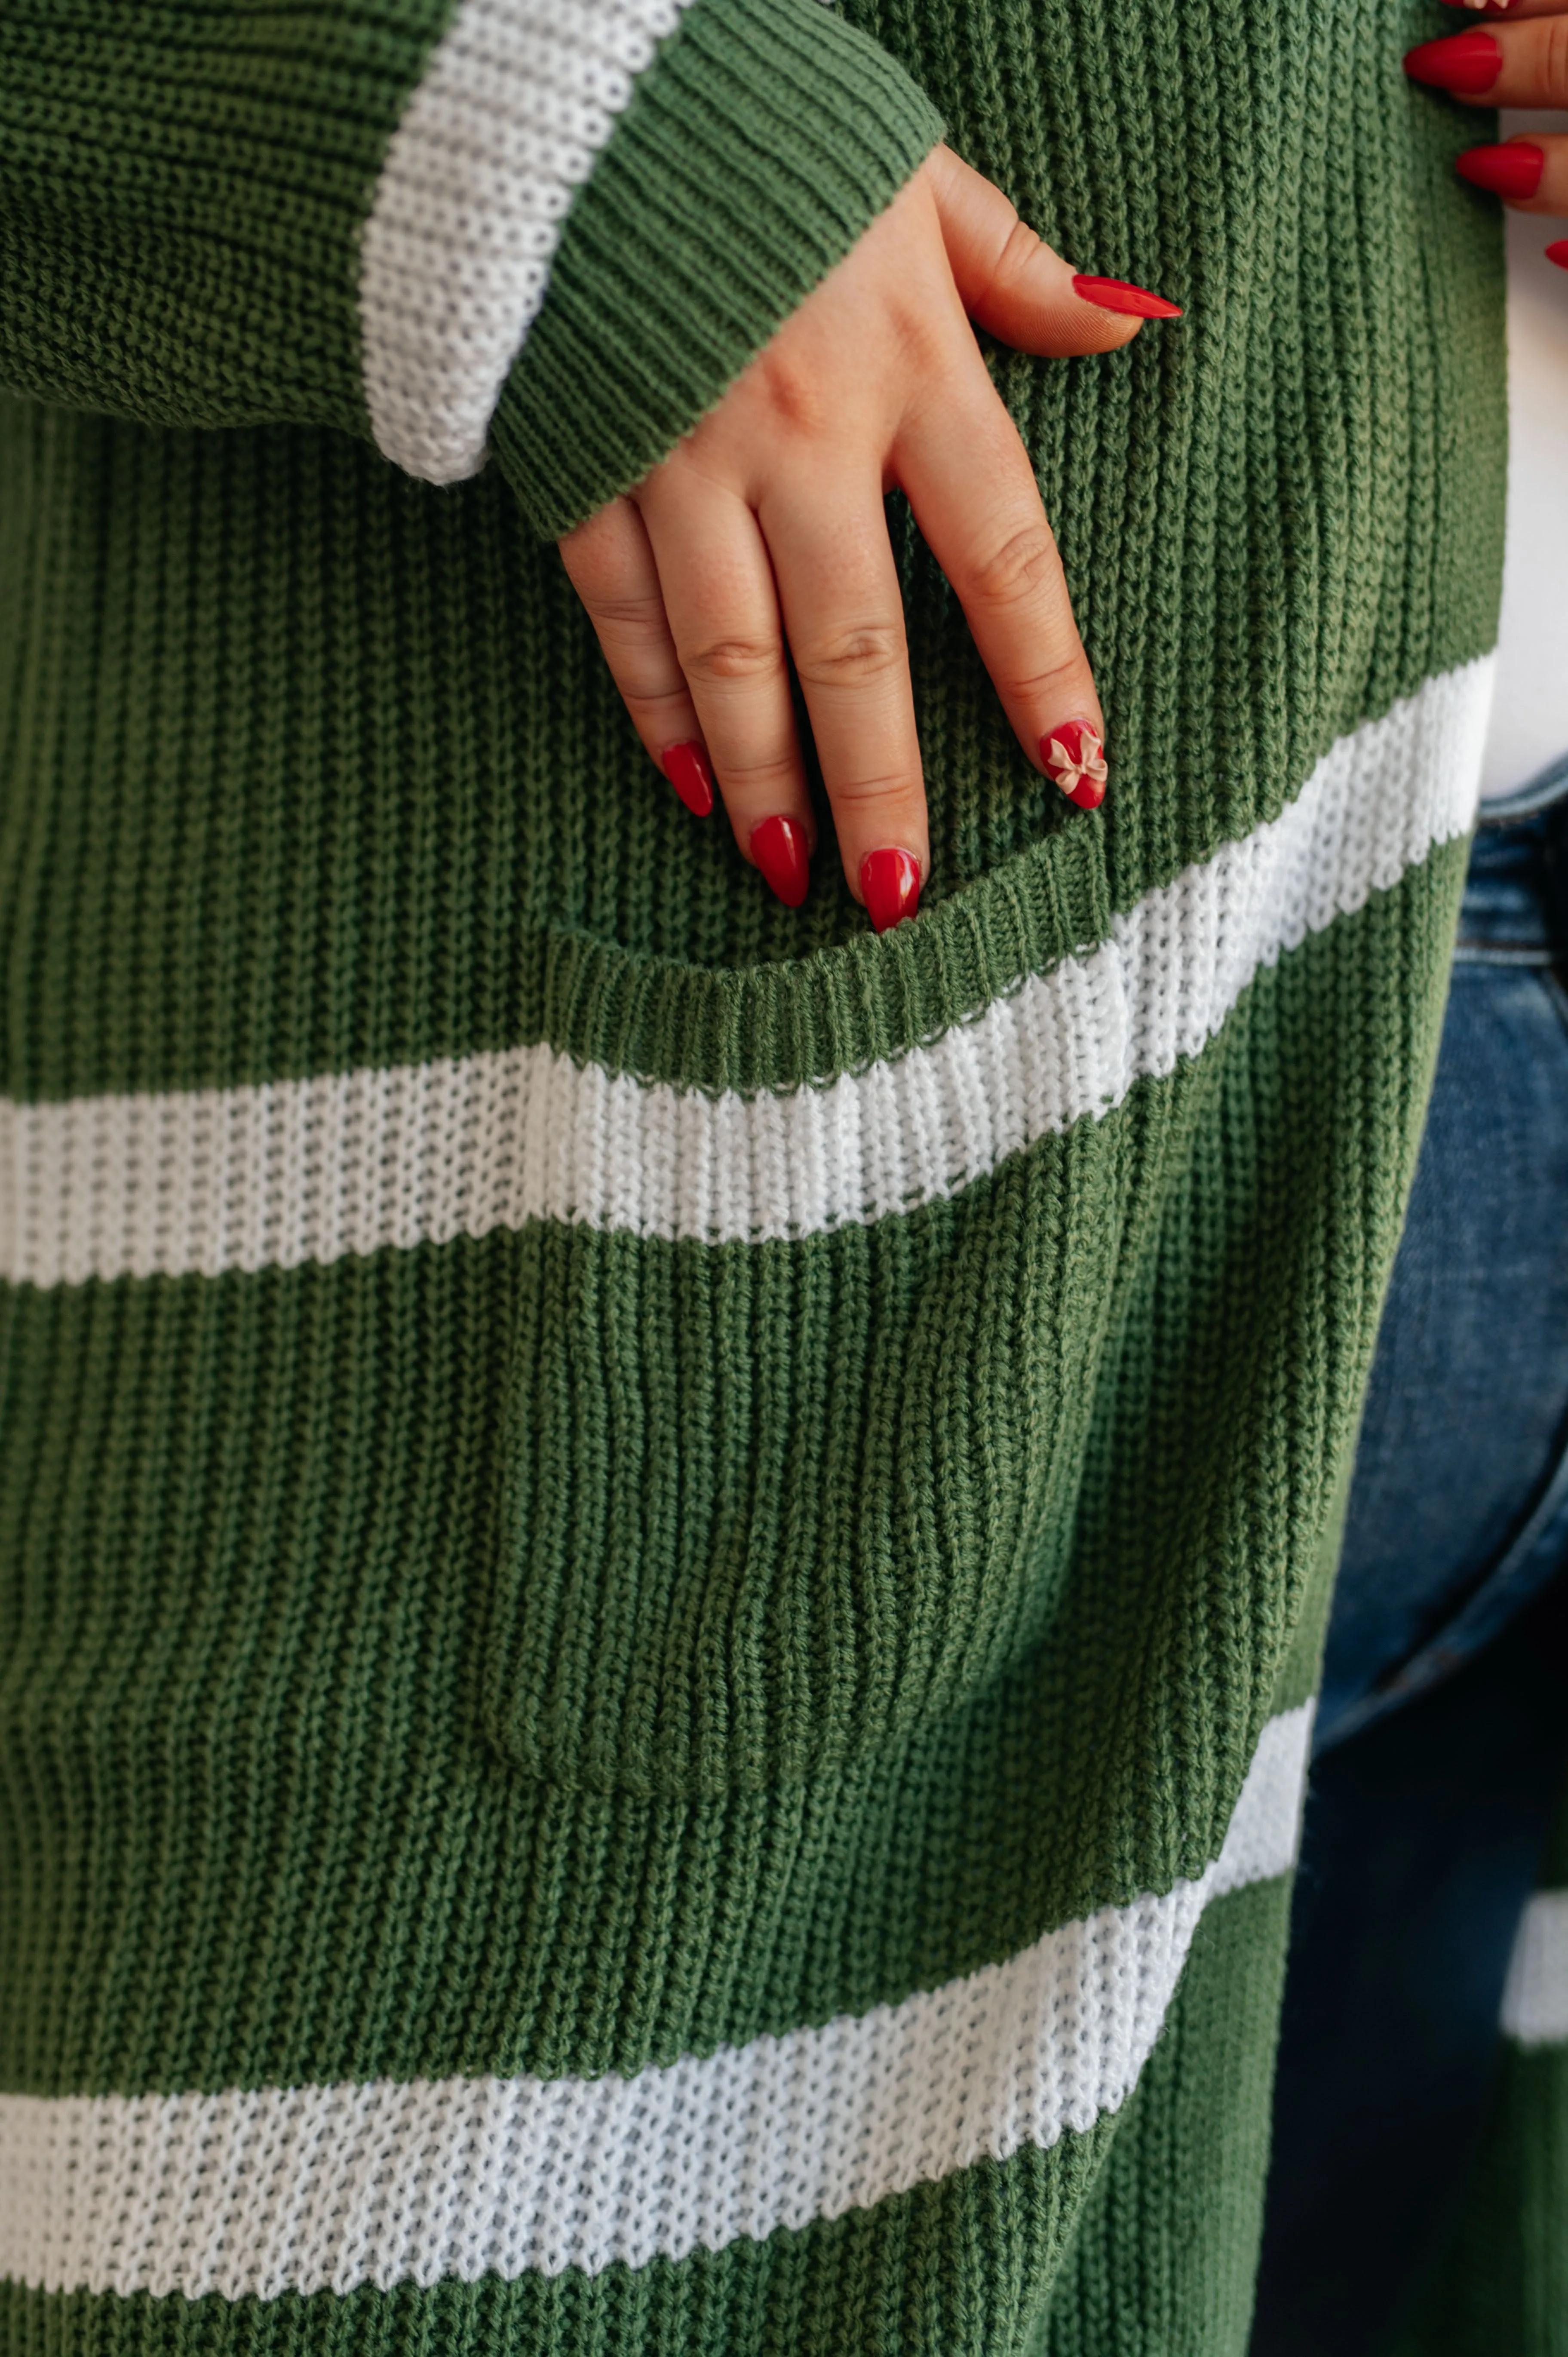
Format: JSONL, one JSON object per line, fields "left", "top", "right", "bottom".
{"left": 1408, "top": 0, "right": 1568, "bottom": 258}
{"left": 558, "top": 145, "right": 1179, "bottom": 927}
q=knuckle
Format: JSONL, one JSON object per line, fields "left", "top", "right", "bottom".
{"left": 985, "top": 215, "right": 1042, "bottom": 307}
{"left": 680, "top": 634, "right": 786, "bottom": 688}
{"left": 715, "top": 750, "right": 800, "bottom": 795}
{"left": 967, "top": 523, "right": 1062, "bottom": 611}
{"left": 1004, "top": 641, "right": 1089, "bottom": 693}
{"left": 829, "top": 771, "right": 920, "bottom": 815}
{"left": 622, "top": 680, "right": 692, "bottom": 723}
{"left": 795, "top": 624, "right": 906, "bottom": 691}
{"left": 587, "top": 589, "right": 670, "bottom": 638}
{"left": 1011, "top": 651, "right": 1094, "bottom": 702}
{"left": 749, "top": 346, "right": 830, "bottom": 438}
{"left": 886, "top": 296, "right": 954, "bottom": 384}
{"left": 1543, "top": 16, "right": 1568, "bottom": 101}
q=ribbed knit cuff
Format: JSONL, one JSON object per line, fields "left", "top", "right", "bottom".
{"left": 490, "top": 0, "right": 942, "bottom": 540}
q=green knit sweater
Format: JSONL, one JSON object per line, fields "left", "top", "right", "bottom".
{"left": 0, "top": 2, "right": 1513, "bottom": 2352}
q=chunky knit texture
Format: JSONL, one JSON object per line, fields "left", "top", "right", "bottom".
{"left": 0, "top": 0, "right": 1518, "bottom": 2350}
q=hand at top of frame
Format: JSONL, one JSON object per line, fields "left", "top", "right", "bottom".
{"left": 1408, "top": 0, "right": 1568, "bottom": 265}
{"left": 558, "top": 147, "right": 1182, "bottom": 927}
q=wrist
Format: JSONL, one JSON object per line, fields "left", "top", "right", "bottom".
{"left": 491, "top": 0, "right": 942, "bottom": 539}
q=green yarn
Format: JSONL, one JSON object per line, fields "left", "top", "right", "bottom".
{"left": 1034, "top": 1880, "right": 1295, "bottom": 2357}
{"left": 0, "top": 1889, "right": 1295, "bottom": 2357}
{"left": 0, "top": 0, "right": 1506, "bottom": 1108}
{"left": 0, "top": 862, "right": 1455, "bottom": 2100}
{"left": 0, "top": 0, "right": 1522, "bottom": 2345}
{"left": 0, "top": 0, "right": 448, "bottom": 438}
{"left": 490, "top": 0, "right": 945, "bottom": 539}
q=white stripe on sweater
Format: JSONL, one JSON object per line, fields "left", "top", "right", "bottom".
{"left": 1500, "top": 1890, "right": 1568, "bottom": 2048}
{"left": 0, "top": 661, "right": 1492, "bottom": 1287}
{"left": 360, "top": 0, "right": 693, "bottom": 483}
{"left": 0, "top": 1706, "right": 1310, "bottom": 2297}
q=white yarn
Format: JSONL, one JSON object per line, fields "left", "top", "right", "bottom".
{"left": 359, "top": 0, "right": 693, "bottom": 482}
{"left": 0, "top": 1707, "right": 1310, "bottom": 2299}
{"left": 1500, "top": 1890, "right": 1568, "bottom": 2049}
{"left": 0, "top": 661, "right": 1492, "bottom": 1288}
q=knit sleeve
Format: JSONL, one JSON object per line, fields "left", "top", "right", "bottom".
{"left": 481, "top": 0, "right": 945, "bottom": 539}
{"left": 0, "top": 0, "right": 941, "bottom": 535}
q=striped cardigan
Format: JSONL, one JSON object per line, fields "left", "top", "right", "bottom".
{"left": 0, "top": 1, "right": 1531, "bottom": 2350}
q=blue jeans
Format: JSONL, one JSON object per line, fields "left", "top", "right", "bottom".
{"left": 1250, "top": 765, "right": 1568, "bottom": 2357}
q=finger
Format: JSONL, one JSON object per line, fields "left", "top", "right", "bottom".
{"left": 1440, "top": 0, "right": 1568, "bottom": 21}
{"left": 1456, "top": 129, "right": 1568, "bottom": 210}
{"left": 1405, "top": 15, "right": 1568, "bottom": 105}
{"left": 634, "top": 471, "right": 817, "bottom": 907}
{"left": 558, "top": 498, "right": 715, "bottom": 817}
{"left": 925, "top": 142, "right": 1181, "bottom": 352}
{"left": 897, "top": 346, "right": 1105, "bottom": 812}
{"left": 756, "top": 471, "right": 928, "bottom": 928}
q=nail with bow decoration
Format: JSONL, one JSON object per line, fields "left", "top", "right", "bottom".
{"left": 1042, "top": 719, "right": 1109, "bottom": 810}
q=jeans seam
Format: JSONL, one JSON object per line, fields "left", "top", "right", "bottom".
{"left": 1542, "top": 965, "right": 1568, "bottom": 1046}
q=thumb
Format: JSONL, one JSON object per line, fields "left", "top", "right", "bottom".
{"left": 925, "top": 144, "right": 1181, "bottom": 356}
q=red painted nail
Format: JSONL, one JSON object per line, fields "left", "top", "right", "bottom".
{"left": 1403, "top": 32, "right": 1502, "bottom": 92}
{"left": 1040, "top": 718, "right": 1109, "bottom": 811}
{"left": 1072, "top": 274, "right": 1183, "bottom": 321}
{"left": 859, "top": 848, "right": 921, "bottom": 933}
{"left": 1549, "top": 240, "right": 1568, "bottom": 270}
{"left": 662, "top": 742, "right": 714, "bottom": 817}
{"left": 1457, "top": 141, "right": 1543, "bottom": 198}
{"left": 750, "top": 814, "right": 810, "bottom": 908}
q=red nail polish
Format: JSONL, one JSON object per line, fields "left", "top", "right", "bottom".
{"left": 1457, "top": 141, "right": 1543, "bottom": 198}
{"left": 1040, "top": 718, "right": 1109, "bottom": 811}
{"left": 859, "top": 848, "right": 921, "bottom": 933}
{"left": 662, "top": 742, "right": 714, "bottom": 817}
{"left": 1548, "top": 240, "right": 1568, "bottom": 271}
{"left": 1403, "top": 32, "right": 1502, "bottom": 92}
{"left": 751, "top": 815, "right": 810, "bottom": 908}
{"left": 1071, "top": 274, "right": 1183, "bottom": 321}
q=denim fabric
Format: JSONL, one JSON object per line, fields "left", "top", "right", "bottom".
{"left": 1316, "top": 774, "right": 1568, "bottom": 1750}
{"left": 1251, "top": 1583, "right": 1568, "bottom": 2357}
{"left": 1251, "top": 765, "right": 1568, "bottom": 2357}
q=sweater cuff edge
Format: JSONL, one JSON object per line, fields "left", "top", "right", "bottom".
{"left": 491, "top": 0, "right": 943, "bottom": 539}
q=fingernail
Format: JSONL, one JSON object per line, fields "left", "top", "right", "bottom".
{"left": 662, "top": 742, "right": 714, "bottom": 817}
{"left": 1041, "top": 718, "right": 1109, "bottom": 811}
{"left": 751, "top": 814, "right": 810, "bottom": 908}
{"left": 1457, "top": 141, "right": 1543, "bottom": 198}
{"left": 1072, "top": 274, "right": 1183, "bottom": 320}
{"left": 859, "top": 848, "right": 921, "bottom": 933}
{"left": 1444, "top": 0, "right": 1518, "bottom": 11}
{"left": 1549, "top": 240, "right": 1568, "bottom": 270}
{"left": 1403, "top": 31, "right": 1501, "bottom": 92}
